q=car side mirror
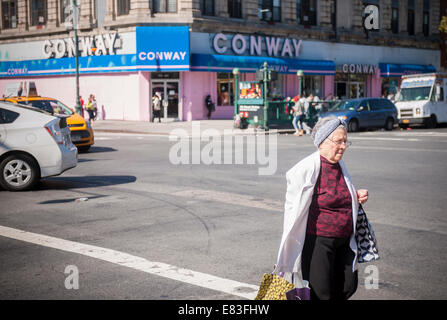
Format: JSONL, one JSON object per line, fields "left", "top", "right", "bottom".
{"left": 357, "top": 106, "right": 365, "bottom": 112}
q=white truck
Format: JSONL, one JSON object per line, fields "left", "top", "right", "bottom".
{"left": 395, "top": 73, "right": 447, "bottom": 128}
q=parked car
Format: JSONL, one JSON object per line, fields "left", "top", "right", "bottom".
{"left": 1, "top": 96, "right": 94, "bottom": 152}
{"left": 0, "top": 101, "right": 77, "bottom": 191}
{"left": 320, "top": 98, "right": 398, "bottom": 132}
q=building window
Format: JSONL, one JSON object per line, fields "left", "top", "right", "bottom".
{"left": 200, "top": 0, "right": 214, "bottom": 16}
{"left": 391, "top": 0, "right": 399, "bottom": 33}
{"left": 228, "top": 0, "right": 242, "bottom": 19}
{"left": 407, "top": 0, "right": 415, "bottom": 35}
{"left": 258, "top": 0, "right": 281, "bottom": 22}
{"left": 296, "top": 0, "right": 317, "bottom": 26}
{"left": 30, "top": 0, "right": 47, "bottom": 26}
{"left": 217, "top": 73, "right": 234, "bottom": 106}
{"left": 423, "top": 0, "right": 430, "bottom": 36}
{"left": 117, "top": 0, "right": 130, "bottom": 16}
{"left": 60, "top": 0, "right": 70, "bottom": 23}
{"left": 153, "top": 0, "right": 177, "bottom": 13}
{"left": 2, "top": 0, "right": 18, "bottom": 29}
{"left": 330, "top": 0, "right": 336, "bottom": 30}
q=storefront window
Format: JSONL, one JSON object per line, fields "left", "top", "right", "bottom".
{"left": 302, "top": 75, "right": 322, "bottom": 98}
{"left": 382, "top": 78, "right": 400, "bottom": 99}
{"left": 217, "top": 73, "right": 234, "bottom": 106}
{"left": 269, "top": 74, "right": 284, "bottom": 100}
{"left": 335, "top": 73, "right": 366, "bottom": 99}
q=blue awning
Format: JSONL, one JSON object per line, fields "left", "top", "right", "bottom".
{"left": 190, "top": 53, "right": 335, "bottom": 75}
{"left": 379, "top": 63, "right": 436, "bottom": 78}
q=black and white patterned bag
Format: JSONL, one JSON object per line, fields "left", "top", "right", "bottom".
{"left": 356, "top": 204, "right": 379, "bottom": 263}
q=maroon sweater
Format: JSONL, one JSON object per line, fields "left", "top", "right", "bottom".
{"left": 306, "top": 156, "right": 353, "bottom": 238}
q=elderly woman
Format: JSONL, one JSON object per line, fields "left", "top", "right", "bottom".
{"left": 275, "top": 116, "right": 368, "bottom": 300}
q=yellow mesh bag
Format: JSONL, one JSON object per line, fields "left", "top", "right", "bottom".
{"left": 254, "top": 273, "right": 295, "bottom": 300}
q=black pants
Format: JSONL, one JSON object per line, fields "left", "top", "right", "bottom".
{"left": 87, "top": 109, "right": 95, "bottom": 121}
{"left": 302, "top": 234, "right": 358, "bottom": 300}
{"left": 152, "top": 109, "right": 161, "bottom": 122}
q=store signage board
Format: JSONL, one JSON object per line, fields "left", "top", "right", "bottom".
{"left": 212, "top": 33, "right": 302, "bottom": 58}
{"left": 340, "top": 63, "right": 379, "bottom": 74}
{"left": 136, "top": 26, "right": 190, "bottom": 71}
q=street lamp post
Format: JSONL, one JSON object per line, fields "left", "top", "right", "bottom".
{"left": 262, "top": 62, "right": 269, "bottom": 131}
{"left": 232, "top": 68, "right": 240, "bottom": 117}
{"left": 68, "top": 0, "right": 81, "bottom": 114}
{"left": 297, "top": 70, "right": 304, "bottom": 97}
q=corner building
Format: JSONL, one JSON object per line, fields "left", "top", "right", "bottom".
{"left": 0, "top": 0, "right": 441, "bottom": 121}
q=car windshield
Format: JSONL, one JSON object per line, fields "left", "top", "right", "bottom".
{"left": 18, "top": 99, "right": 74, "bottom": 115}
{"left": 398, "top": 86, "right": 431, "bottom": 102}
{"left": 329, "top": 100, "right": 358, "bottom": 111}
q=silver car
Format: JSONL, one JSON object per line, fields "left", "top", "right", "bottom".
{"left": 0, "top": 102, "right": 77, "bottom": 191}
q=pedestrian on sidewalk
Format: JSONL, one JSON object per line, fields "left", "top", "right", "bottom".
{"left": 303, "top": 94, "right": 318, "bottom": 135}
{"left": 291, "top": 95, "right": 305, "bottom": 136}
{"left": 205, "top": 94, "right": 215, "bottom": 119}
{"left": 275, "top": 116, "right": 369, "bottom": 300}
{"left": 85, "top": 94, "right": 95, "bottom": 122}
{"left": 152, "top": 93, "right": 161, "bottom": 123}
{"left": 92, "top": 94, "right": 98, "bottom": 120}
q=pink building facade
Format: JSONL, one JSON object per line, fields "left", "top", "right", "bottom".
{"left": 0, "top": 27, "right": 437, "bottom": 122}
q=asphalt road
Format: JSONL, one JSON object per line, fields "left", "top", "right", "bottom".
{"left": 1, "top": 126, "right": 446, "bottom": 300}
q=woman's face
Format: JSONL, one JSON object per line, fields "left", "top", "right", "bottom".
{"left": 319, "top": 128, "right": 348, "bottom": 163}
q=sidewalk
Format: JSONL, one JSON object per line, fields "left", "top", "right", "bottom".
{"left": 90, "top": 119, "right": 296, "bottom": 136}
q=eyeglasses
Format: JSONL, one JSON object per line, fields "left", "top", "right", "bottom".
{"left": 327, "top": 138, "right": 352, "bottom": 148}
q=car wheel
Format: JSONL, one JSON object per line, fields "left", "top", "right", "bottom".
{"left": 348, "top": 119, "right": 359, "bottom": 132}
{"left": 425, "top": 115, "right": 437, "bottom": 129}
{"left": 385, "top": 118, "right": 394, "bottom": 131}
{"left": 0, "top": 154, "right": 40, "bottom": 191}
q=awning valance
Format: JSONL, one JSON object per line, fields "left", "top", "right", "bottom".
{"left": 190, "top": 53, "right": 336, "bottom": 75}
{"left": 379, "top": 63, "right": 436, "bottom": 78}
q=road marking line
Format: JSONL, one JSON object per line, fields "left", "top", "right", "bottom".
{"left": 0, "top": 225, "right": 259, "bottom": 299}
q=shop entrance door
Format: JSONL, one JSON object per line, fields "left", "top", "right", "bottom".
{"left": 349, "top": 82, "right": 365, "bottom": 99}
{"left": 151, "top": 80, "right": 180, "bottom": 120}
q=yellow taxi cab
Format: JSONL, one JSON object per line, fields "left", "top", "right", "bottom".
{"left": 1, "top": 96, "right": 94, "bottom": 152}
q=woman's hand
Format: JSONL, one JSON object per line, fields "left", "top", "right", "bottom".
{"left": 357, "top": 189, "right": 369, "bottom": 204}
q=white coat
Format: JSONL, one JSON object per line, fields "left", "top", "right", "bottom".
{"left": 275, "top": 150, "right": 359, "bottom": 282}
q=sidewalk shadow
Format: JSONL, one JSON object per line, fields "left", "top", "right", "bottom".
{"left": 37, "top": 175, "right": 137, "bottom": 190}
